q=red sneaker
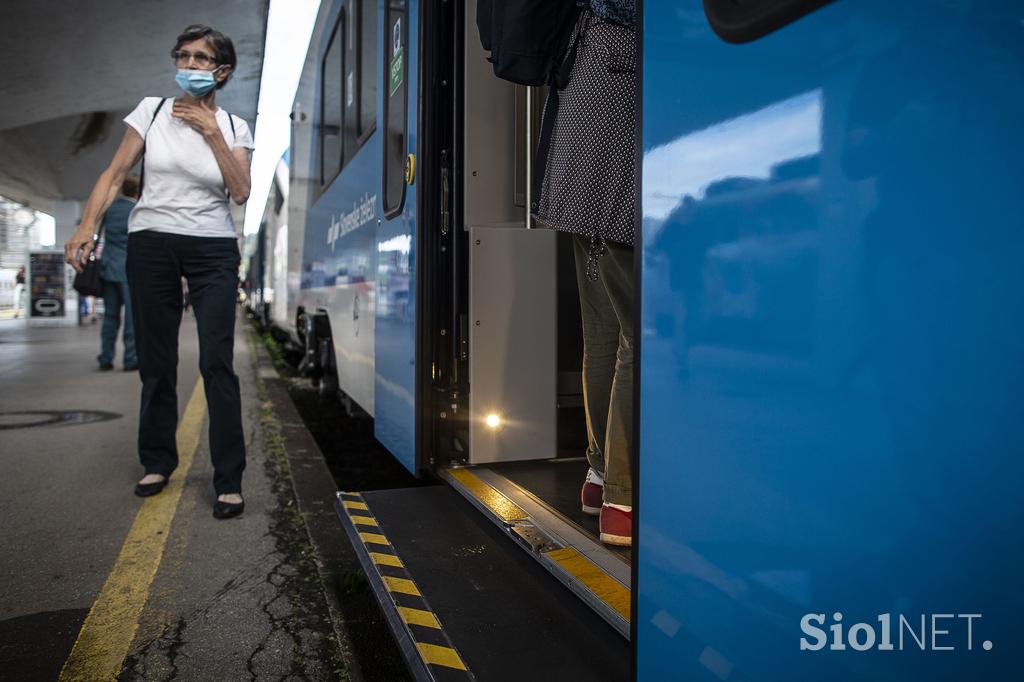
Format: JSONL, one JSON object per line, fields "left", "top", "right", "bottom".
{"left": 581, "top": 468, "right": 604, "bottom": 516}
{"left": 599, "top": 504, "right": 632, "bottom": 546}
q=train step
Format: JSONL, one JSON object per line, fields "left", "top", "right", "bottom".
{"left": 336, "top": 486, "right": 629, "bottom": 682}
{"left": 442, "top": 462, "right": 632, "bottom": 636}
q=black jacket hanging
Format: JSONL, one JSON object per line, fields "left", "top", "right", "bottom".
{"left": 477, "top": 0, "right": 581, "bottom": 86}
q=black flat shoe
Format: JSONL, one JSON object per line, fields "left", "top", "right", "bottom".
{"left": 213, "top": 499, "right": 245, "bottom": 519}
{"left": 134, "top": 477, "right": 168, "bottom": 497}
{"left": 98, "top": 362, "right": 114, "bottom": 371}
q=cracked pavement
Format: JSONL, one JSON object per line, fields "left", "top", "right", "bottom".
{"left": 118, "top": 322, "right": 346, "bottom": 681}
{"left": 0, "top": 315, "right": 349, "bottom": 681}
{"left": 0, "top": 316, "right": 354, "bottom": 681}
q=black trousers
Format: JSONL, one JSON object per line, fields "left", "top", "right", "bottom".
{"left": 127, "top": 230, "right": 246, "bottom": 495}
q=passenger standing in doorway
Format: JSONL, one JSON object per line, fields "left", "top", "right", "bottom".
{"left": 65, "top": 24, "right": 254, "bottom": 519}
{"left": 97, "top": 176, "right": 140, "bottom": 372}
{"left": 533, "top": 1, "right": 638, "bottom": 546}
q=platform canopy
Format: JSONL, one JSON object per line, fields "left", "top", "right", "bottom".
{"left": 0, "top": 0, "right": 270, "bottom": 213}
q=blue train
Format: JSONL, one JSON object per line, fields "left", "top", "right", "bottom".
{"left": 243, "top": 1, "right": 1024, "bottom": 679}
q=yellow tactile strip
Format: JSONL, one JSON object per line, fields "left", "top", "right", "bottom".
{"left": 446, "top": 467, "right": 631, "bottom": 628}
{"left": 445, "top": 467, "right": 527, "bottom": 523}
{"left": 544, "top": 547, "right": 632, "bottom": 622}
{"left": 338, "top": 492, "right": 472, "bottom": 677}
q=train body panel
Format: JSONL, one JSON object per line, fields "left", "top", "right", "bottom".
{"left": 257, "top": 158, "right": 289, "bottom": 328}
{"left": 638, "top": 1, "right": 1024, "bottom": 679}
{"left": 373, "top": 0, "right": 418, "bottom": 471}
{"left": 287, "top": 0, "right": 417, "bottom": 469}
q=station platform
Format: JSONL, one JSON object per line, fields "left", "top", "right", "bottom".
{"left": 0, "top": 312, "right": 634, "bottom": 682}
{"left": 0, "top": 313, "right": 349, "bottom": 681}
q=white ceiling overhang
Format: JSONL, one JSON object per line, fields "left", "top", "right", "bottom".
{"left": 0, "top": 0, "right": 270, "bottom": 212}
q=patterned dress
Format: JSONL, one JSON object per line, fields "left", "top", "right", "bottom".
{"left": 533, "top": 7, "right": 639, "bottom": 279}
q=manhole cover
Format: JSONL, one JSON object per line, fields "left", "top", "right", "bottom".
{"left": 0, "top": 410, "right": 122, "bottom": 430}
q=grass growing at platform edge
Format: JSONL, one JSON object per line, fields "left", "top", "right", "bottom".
{"left": 249, "top": 327, "right": 351, "bottom": 681}
{"left": 251, "top": 320, "right": 426, "bottom": 493}
{"left": 247, "top": 319, "right": 415, "bottom": 682}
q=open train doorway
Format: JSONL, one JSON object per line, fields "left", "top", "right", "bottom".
{"left": 417, "top": 0, "right": 635, "bottom": 639}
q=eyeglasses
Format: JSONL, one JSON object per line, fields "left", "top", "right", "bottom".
{"left": 171, "top": 49, "right": 217, "bottom": 69}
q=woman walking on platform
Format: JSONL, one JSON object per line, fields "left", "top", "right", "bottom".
{"left": 65, "top": 25, "right": 254, "bottom": 519}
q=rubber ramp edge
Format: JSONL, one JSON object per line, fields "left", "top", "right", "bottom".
{"left": 336, "top": 492, "right": 475, "bottom": 682}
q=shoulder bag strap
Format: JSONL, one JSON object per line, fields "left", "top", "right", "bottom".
{"left": 223, "top": 112, "right": 240, "bottom": 201}
{"left": 139, "top": 97, "right": 169, "bottom": 196}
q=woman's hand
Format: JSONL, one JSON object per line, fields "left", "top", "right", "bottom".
{"left": 64, "top": 225, "right": 96, "bottom": 273}
{"left": 172, "top": 100, "right": 220, "bottom": 138}
{"left": 72, "top": 128, "right": 144, "bottom": 272}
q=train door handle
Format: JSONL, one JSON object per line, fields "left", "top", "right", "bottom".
{"left": 405, "top": 153, "right": 416, "bottom": 185}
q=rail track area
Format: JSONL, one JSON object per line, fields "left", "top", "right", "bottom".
{"left": 261, "top": 325, "right": 630, "bottom": 682}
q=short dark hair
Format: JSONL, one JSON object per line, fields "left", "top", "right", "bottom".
{"left": 122, "top": 175, "right": 141, "bottom": 199}
{"left": 172, "top": 25, "right": 237, "bottom": 90}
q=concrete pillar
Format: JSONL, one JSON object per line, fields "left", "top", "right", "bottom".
{"left": 52, "top": 200, "right": 82, "bottom": 248}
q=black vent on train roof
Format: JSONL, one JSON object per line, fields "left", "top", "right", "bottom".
{"left": 704, "top": 0, "right": 835, "bottom": 44}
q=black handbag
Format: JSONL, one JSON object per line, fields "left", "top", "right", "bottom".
{"left": 73, "top": 97, "right": 169, "bottom": 299}
{"left": 72, "top": 232, "right": 105, "bottom": 297}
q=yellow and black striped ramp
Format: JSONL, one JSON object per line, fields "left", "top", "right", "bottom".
{"left": 336, "top": 492, "right": 474, "bottom": 682}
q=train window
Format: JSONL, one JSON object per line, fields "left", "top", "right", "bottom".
{"left": 343, "top": 2, "right": 359, "bottom": 155}
{"left": 320, "top": 15, "right": 344, "bottom": 188}
{"left": 382, "top": 0, "right": 408, "bottom": 219}
{"left": 359, "top": 0, "right": 378, "bottom": 140}
{"left": 703, "top": 0, "right": 834, "bottom": 44}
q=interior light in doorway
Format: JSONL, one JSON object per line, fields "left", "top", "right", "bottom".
{"left": 485, "top": 412, "right": 505, "bottom": 431}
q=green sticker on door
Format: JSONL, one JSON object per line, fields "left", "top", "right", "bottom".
{"left": 389, "top": 17, "right": 403, "bottom": 97}
{"left": 389, "top": 47, "right": 403, "bottom": 97}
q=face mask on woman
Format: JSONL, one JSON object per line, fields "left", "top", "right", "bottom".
{"left": 175, "top": 68, "right": 219, "bottom": 97}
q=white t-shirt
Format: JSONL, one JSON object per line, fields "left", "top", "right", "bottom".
{"left": 124, "top": 96, "right": 254, "bottom": 238}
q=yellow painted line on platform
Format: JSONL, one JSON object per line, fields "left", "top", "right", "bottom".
{"left": 398, "top": 606, "right": 442, "bottom": 629}
{"left": 544, "top": 547, "right": 631, "bottom": 622}
{"left": 349, "top": 514, "right": 378, "bottom": 526}
{"left": 369, "top": 551, "right": 404, "bottom": 567}
{"left": 58, "top": 380, "right": 206, "bottom": 682}
{"left": 446, "top": 467, "right": 526, "bottom": 523}
{"left": 383, "top": 575, "right": 421, "bottom": 596}
{"left": 359, "top": 532, "right": 390, "bottom": 546}
{"left": 343, "top": 500, "right": 369, "bottom": 511}
{"left": 417, "top": 642, "right": 468, "bottom": 670}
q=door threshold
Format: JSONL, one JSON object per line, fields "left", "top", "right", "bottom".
{"left": 441, "top": 466, "right": 631, "bottom": 638}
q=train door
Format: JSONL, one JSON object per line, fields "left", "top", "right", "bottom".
{"left": 638, "top": 1, "right": 1024, "bottom": 680}
{"left": 374, "top": 0, "right": 419, "bottom": 470}
{"left": 418, "top": 0, "right": 634, "bottom": 642}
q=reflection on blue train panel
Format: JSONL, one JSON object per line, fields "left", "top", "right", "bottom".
{"left": 639, "top": 1, "right": 1023, "bottom": 679}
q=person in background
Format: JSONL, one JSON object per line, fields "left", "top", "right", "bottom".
{"left": 532, "top": 0, "right": 638, "bottom": 546}
{"left": 64, "top": 24, "right": 253, "bottom": 519}
{"left": 80, "top": 293, "right": 97, "bottom": 323}
{"left": 97, "top": 176, "right": 141, "bottom": 371}
{"left": 182, "top": 276, "right": 191, "bottom": 313}
{"left": 13, "top": 266, "right": 25, "bottom": 318}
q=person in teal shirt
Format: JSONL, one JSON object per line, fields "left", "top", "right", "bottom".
{"left": 97, "top": 176, "right": 140, "bottom": 370}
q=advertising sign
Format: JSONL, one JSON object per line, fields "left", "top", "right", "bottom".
{"left": 29, "top": 252, "right": 66, "bottom": 317}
